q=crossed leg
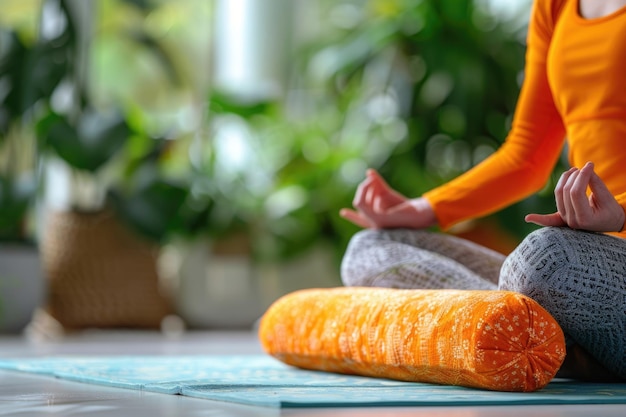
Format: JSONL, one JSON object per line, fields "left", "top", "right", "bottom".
{"left": 341, "top": 227, "right": 626, "bottom": 381}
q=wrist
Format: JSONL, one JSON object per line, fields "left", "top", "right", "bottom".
{"left": 616, "top": 207, "right": 626, "bottom": 232}
{"left": 408, "top": 197, "right": 438, "bottom": 229}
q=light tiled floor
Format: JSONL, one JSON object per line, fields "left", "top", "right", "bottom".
{"left": 0, "top": 330, "right": 623, "bottom": 417}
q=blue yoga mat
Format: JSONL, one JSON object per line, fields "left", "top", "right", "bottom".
{"left": 0, "top": 355, "right": 625, "bottom": 408}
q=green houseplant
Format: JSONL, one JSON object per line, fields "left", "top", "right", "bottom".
{"left": 0, "top": 25, "right": 67, "bottom": 332}
{"left": 0, "top": 24, "right": 68, "bottom": 241}
{"left": 35, "top": 107, "right": 189, "bottom": 329}
{"left": 27, "top": 0, "right": 192, "bottom": 330}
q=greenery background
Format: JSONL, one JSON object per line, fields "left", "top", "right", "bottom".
{"left": 1, "top": 0, "right": 566, "bottom": 267}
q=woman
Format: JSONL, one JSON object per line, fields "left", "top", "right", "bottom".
{"left": 340, "top": 0, "right": 626, "bottom": 381}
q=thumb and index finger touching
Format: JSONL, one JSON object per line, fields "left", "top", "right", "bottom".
{"left": 338, "top": 169, "right": 381, "bottom": 228}
{"left": 525, "top": 161, "right": 613, "bottom": 228}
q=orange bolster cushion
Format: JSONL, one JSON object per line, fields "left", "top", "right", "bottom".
{"left": 259, "top": 287, "right": 566, "bottom": 392}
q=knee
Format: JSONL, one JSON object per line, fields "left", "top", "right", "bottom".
{"left": 343, "top": 229, "right": 406, "bottom": 260}
{"left": 499, "top": 227, "right": 571, "bottom": 298}
{"left": 345, "top": 228, "right": 395, "bottom": 249}
{"left": 341, "top": 229, "right": 385, "bottom": 286}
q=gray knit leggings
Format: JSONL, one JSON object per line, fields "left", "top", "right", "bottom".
{"left": 341, "top": 227, "right": 626, "bottom": 379}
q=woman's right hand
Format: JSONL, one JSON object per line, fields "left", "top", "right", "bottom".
{"left": 339, "top": 169, "right": 437, "bottom": 230}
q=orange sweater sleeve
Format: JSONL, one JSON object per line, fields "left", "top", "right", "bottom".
{"left": 423, "top": 0, "right": 567, "bottom": 230}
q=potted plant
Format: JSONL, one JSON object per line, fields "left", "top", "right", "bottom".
{"left": 0, "top": 132, "right": 44, "bottom": 333}
{"left": 35, "top": 102, "right": 192, "bottom": 329}
{"left": 168, "top": 91, "right": 354, "bottom": 328}
{"left": 0, "top": 25, "right": 68, "bottom": 332}
{"left": 27, "top": 0, "right": 191, "bottom": 330}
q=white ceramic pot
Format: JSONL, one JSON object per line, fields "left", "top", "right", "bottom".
{"left": 169, "top": 239, "right": 341, "bottom": 329}
{"left": 0, "top": 244, "right": 45, "bottom": 333}
{"left": 174, "top": 239, "right": 264, "bottom": 329}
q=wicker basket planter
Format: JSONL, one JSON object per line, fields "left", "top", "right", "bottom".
{"left": 41, "top": 210, "right": 171, "bottom": 329}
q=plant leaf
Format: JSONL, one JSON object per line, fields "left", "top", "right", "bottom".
{"left": 0, "top": 174, "right": 36, "bottom": 241}
{"left": 110, "top": 174, "right": 189, "bottom": 243}
{"left": 37, "top": 110, "right": 130, "bottom": 172}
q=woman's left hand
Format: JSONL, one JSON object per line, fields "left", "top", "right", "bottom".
{"left": 525, "top": 162, "right": 626, "bottom": 232}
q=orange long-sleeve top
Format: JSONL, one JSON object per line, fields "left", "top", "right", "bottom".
{"left": 423, "top": 0, "right": 626, "bottom": 238}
